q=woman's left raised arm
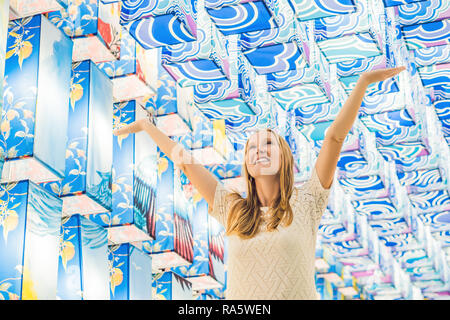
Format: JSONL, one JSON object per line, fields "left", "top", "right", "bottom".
{"left": 314, "top": 66, "right": 406, "bottom": 189}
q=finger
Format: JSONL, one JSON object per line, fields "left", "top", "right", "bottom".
{"left": 389, "top": 66, "right": 406, "bottom": 74}
{"left": 113, "top": 121, "right": 141, "bottom": 135}
{"left": 383, "top": 67, "right": 405, "bottom": 79}
{"left": 113, "top": 127, "right": 126, "bottom": 136}
{"left": 386, "top": 70, "right": 400, "bottom": 78}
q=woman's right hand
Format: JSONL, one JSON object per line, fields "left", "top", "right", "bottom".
{"left": 112, "top": 114, "right": 219, "bottom": 213}
{"left": 113, "top": 118, "right": 149, "bottom": 136}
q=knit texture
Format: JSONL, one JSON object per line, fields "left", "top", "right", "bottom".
{"left": 209, "top": 166, "right": 332, "bottom": 300}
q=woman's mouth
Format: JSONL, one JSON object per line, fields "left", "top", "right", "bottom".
{"left": 255, "top": 157, "right": 270, "bottom": 164}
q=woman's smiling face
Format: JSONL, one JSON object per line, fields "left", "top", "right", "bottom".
{"left": 245, "top": 129, "right": 281, "bottom": 178}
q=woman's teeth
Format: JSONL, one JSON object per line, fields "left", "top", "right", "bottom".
{"left": 255, "top": 157, "right": 270, "bottom": 164}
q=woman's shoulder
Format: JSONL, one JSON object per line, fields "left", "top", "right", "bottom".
{"left": 213, "top": 182, "right": 241, "bottom": 211}
{"left": 291, "top": 184, "right": 302, "bottom": 201}
{"left": 209, "top": 182, "right": 237, "bottom": 227}
{"left": 219, "top": 183, "right": 241, "bottom": 201}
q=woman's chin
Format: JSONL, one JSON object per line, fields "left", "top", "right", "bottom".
{"left": 253, "top": 166, "right": 280, "bottom": 177}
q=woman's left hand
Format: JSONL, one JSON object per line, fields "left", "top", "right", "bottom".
{"left": 359, "top": 66, "right": 406, "bottom": 85}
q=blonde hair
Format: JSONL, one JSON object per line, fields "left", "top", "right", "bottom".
{"left": 225, "top": 128, "right": 295, "bottom": 239}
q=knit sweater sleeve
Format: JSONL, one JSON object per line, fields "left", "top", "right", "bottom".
{"left": 208, "top": 182, "right": 233, "bottom": 228}
{"left": 295, "top": 166, "right": 332, "bottom": 234}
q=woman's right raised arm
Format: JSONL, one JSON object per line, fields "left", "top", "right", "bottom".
{"left": 113, "top": 118, "right": 219, "bottom": 209}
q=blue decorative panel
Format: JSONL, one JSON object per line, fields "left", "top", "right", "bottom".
{"left": 0, "top": 0, "right": 8, "bottom": 116}
{"left": 78, "top": 216, "right": 110, "bottom": 299}
{"left": 92, "top": 100, "right": 153, "bottom": 244}
{"left": 243, "top": 42, "right": 306, "bottom": 74}
{"left": 47, "top": 0, "right": 122, "bottom": 63}
{"left": 108, "top": 243, "right": 152, "bottom": 300}
{"left": 207, "top": 1, "right": 278, "bottom": 36}
{"left": 397, "top": 0, "right": 450, "bottom": 27}
{"left": 289, "top": 0, "right": 356, "bottom": 21}
{"left": 126, "top": 13, "right": 196, "bottom": 48}
{"left": 57, "top": 215, "right": 83, "bottom": 300}
{"left": 2, "top": 14, "right": 72, "bottom": 182}
{"left": 0, "top": 180, "right": 62, "bottom": 299}
{"left": 402, "top": 19, "right": 450, "bottom": 50}
{"left": 208, "top": 214, "right": 226, "bottom": 286}
{"left": 56, "top": 214, "right": 110, "bottom": 300}
{"left": 317, "top": 33, "right": 382, "bottom": 63}
{"left": 45, "top": 60, "right": 113, "bottom": 217}
{"left": 152, "top": 271, "right": 193, "bottom": 300}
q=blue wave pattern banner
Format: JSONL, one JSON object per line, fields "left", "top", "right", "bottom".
{"left": 0, "top": 0, "right": 449, "bottom": 301}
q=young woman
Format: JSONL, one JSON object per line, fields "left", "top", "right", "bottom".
{"left": 114, "top": 66, "right": 406, "bottom": 300}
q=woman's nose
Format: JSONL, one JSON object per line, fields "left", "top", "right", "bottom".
{"left": 258, "top": 145, "right": 268, "bottom": 154}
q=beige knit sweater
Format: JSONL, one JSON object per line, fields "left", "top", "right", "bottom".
{"left": 209, "top": 167, "right": 332, "bottom": 300}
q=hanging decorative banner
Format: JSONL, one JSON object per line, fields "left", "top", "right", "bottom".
{"left": 161, "top": 4, "right": 231, "bottom": 87}
{"left": 179, "top": 198, "right": 223, "bottom": 296}
{"left": 9, "top": 0, "right": 63, "bottom": 19}
{"left": 120, "top": 0, "right": 197, "bottom": 49}
{"left": 208, "top": 213, "right": 227, "bottom": 288}
{"left": 0, "top": 180, "right": 63, "bottom": 300}
{"left": 108, "top": 243, "right": 152, "bottom": 300}
{"left": 44, "top": 60, "right": 113, "bottom": 217}
{"left": 57, "top": 214, "right": 110, "bottom": 300}
{"left": 104, "top": 100, "right": 154, "bottom": 244}
{"left": 0, "top": 0, "right": 9, "bottom": 113}
{"left": 97, "top": 29, "right": 158, "bottom": 103}
{"left": 1, "top": 14, "right": 72, "bottom": 184}
{"left": 152, "top": 270, "right": 193, "bottom": 300}
{"left": 47, "top": 0, "right": 122, "bottom": 63}
{"left": 134, "top": 153, "right": 194, "bottom": 272}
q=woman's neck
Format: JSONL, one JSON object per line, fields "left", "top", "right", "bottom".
{"left": 254, "top": 175, "right": 280, "bottom": 207}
